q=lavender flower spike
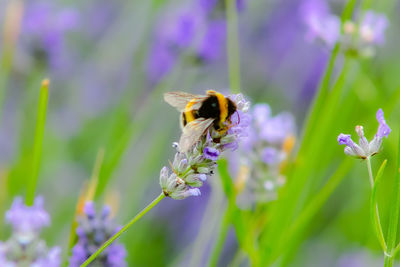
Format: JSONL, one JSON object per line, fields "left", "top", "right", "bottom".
{"left": 160, "top": 93, "right": 250, "bottom": 200}
{"left": 338, "top": 109, "right": 390, "bottom": 159}
{"left": 0, "top": 196, "right": 61, "bottom": 266}
{"left": 70, "top": 202, "right": 127, "bottom": 267}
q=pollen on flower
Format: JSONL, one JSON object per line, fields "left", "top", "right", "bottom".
{"left": 360, "top": 25, "right": 375, "bottom": 43}
{"left": 343, "top": 21, "right": 356, "bottom": 34}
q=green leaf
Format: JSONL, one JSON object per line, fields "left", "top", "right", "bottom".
{"left": 385, "top": 132, "right": 400, "bottom": 266}
{"left": 276, "top": 159, "right": 353, "bottom": 265}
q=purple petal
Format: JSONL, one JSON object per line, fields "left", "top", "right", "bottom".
{"left": 261, "top": 147, "right": 279, "bottom": 165}
{"left": 203, "top": 147, "right": 220, "bottom": 161}
{"left": 361, "top": 11, "right": 388, "bottom": 45}
{"left": 337, "top": 134, "right": 355, "bottom": 146}
{"left": 376, "top": 108, "right": 391, "bottom": 138}
{"left": 83, "top": 202, "right": 96, "bottom": 219}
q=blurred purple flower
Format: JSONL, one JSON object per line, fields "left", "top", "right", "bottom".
{"left": 261, "top": 112, "right": 295, "bottom": 144}
{"left": 197, "top": 0, "right": 218, "bottom": 13}
{"left": 338, "top": 109, "right": 390, "bottom": 159}
{"left": 70, "top": 202, "right": 126, "bottom": 267}
{"left": 147, "top": 8, "right": 204, "bottom": 83}
{"left": 147, "top": 43, "right": 177, "bottom": 84}
{"left": 148, "top": 0, "right": 247, "bottom": 83}
{"left": 300, "top": 0, "right": 340, "bottom": 48}
{"left": 261, "top": 147, "right": 280, "bottom": 165}
{"left": 0, "top": 196, "right": 61, "bottom": 266}
{"left": 197, "top": 19, "right": 226, "bottom": 61}
{"left": 6, "top": 196, "right": 50, "bottom": 235}
{"left": 172, "top": 11, "right": 202, "bottom": 48}
{"left": 231, "top": 103, "right": 296, "bottom": 205}
{"left": 83, "top": 0, "right": 120, "bottom": 39}
{"left": 360, "top": 11, "right": 388, "bottom": 45}
{"left": 19, "top": 1, "right": 79, "bottom": 71}
{"left": 301, "top": 1, "right": 389, "bottom": 57}
{"left": 197, "top": 0, "right": 247, "bottom": 14}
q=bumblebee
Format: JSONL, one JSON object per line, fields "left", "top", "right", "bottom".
{"left": 164, "top": 90, "right": 237, "bottom": 152}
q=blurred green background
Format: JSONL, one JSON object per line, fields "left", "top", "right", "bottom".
{"left": 1, "top": 0, "right": 400, "bottom": 266}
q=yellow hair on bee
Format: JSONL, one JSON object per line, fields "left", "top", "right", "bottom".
{"left": 215, "top": 92, "right": 228, "bottom": 122}
{"left": 184, "top": 99, "right": 198, "bottom": 123}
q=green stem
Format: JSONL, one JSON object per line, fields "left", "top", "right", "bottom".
{"left": 26, "top": 79, "right": 49, "bottom": 206}
{"left": 369, "top": 159, "right": 388, "bottom": 252}
{"left": 384, "top": 253, "right": 393, "bottom": 267}
{"left": 209, "top": 207, "right": 231, "bottom": 267}
{"left": 80, "top": 192, "right": 165, "bottom": 267}
{"left": 225, "top": 0, "right": 241, "bottom": 94}
{"left": 366, "top": 157, "right": 387, "bottom": 252}
{"left": 366, "top": 157, "right": 374, "bottom": 187}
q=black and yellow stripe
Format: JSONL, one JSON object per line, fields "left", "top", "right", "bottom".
{"left": 181, "top": 90, "right": 236, "bottom": 131}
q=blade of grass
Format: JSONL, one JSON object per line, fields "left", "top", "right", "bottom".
{"left": 262, "top": 2, "right": 360, "bottom": 253}
{"left": 209, "top": 207, "right": 231, "bottom": 267}
{"left": 261, "top": 57, "right": 353, "bottom": 265}
{"left": 299, "top": 0, "right": 357, "bottom": 155}
{"left": 370, "top": 159, "right": 388, "bottom": 252}
{"left": 384, "top": 132, "right": 400, "bottom": 267}
{"left": 213, "top": 159, "right": 258, "bottom": 265}
{"left": 341, "top": 0, "right": 357, "bottom": 23}
{"left": 299, "top": 43, "right": 340, "bottom": 152}
{"left": 64, "top": 148, "right": 106, "bottom": 266}
{"left": 273, "top": 159, "right": 353, "bottom": 265}
{"left": 26, "top": 79, "right": 50, "bottom": 206}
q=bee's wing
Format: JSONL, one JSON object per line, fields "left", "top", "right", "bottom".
{"left": 179, "top": 118, "right": 214, "bottom": 152}
{"left": 164, "top": 91, "right": 206, "bottom": 112}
